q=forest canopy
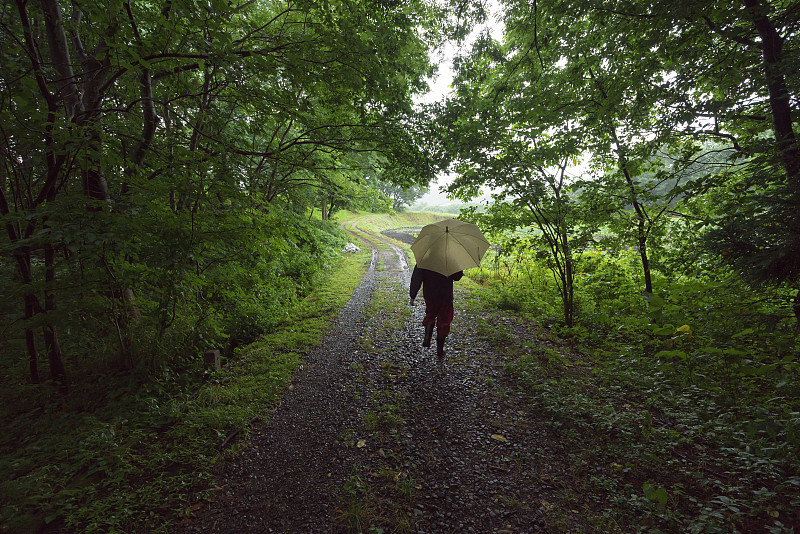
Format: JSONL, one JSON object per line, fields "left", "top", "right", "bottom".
{"left": 437, "top": 0, "right": 800, "bottom": 325}
{"left": 3, "top": 1, "right": 800, "bottom": 532}
{"left": 1, "top": 0, "right": 443, "bottom": 387}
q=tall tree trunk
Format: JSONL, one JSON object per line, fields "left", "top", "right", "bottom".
{"left": 36, "top": 0, "right": 88, "bottom": 390}
{"left": 18, "top": 0, "right": 112, "bottom": 389}
{"left": 74, "top": 31, "right": 112, "bottom": 202}
{"left": 743, "top": 0, "right": 800, "bottom": 323}
{"left": 744, "top": 0, "right": 800, "bottom": 184}
{"left": 39, "top": 0, "right": 81, "bottom": 120}
{"left": 43, "top": 241, "right": 69, "bottom": 392}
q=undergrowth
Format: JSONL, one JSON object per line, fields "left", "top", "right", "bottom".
{"left": 465, "top": 249, "right": 800, "bottom": 533}
{"left": 0, "top": 241, "right": 370, "bottom": 532}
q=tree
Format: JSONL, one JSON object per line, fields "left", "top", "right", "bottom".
{"left": 438, "top": 33, "right": 599, "bottom": 326}
{"left": 507, "top": 0, "right": 800, "bottom": 303}
{"left": 447, "top": 0, "right": 800, "bottom": 309}
{"left": 373, "top": 180, "right": 428, "bottom": 212}
{"left": 1, "top": 0, "right": 439, "bottom": 388}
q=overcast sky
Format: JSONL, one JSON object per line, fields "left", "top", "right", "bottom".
{"left": 414, "top": 3, "right": 504, "bottom": 207}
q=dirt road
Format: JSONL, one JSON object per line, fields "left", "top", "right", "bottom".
{"left": 183, "top": 219, "right": 560, "bottom": 533}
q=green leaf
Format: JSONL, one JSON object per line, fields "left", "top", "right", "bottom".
{"left": 652, "top": 324, "right": 675, "bottom": 336}
{"left": 643, "top": 482, "right": 668, "bottom": 505}
{"left": 732, "top": 328, "right": 755, "bottom": 338}
{"left": 45, "top": 511, "right": 64, "bottom": 524}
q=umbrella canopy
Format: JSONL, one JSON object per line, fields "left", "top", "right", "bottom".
{"left": 411, "top": 218, "right": 490, "bottom": 277}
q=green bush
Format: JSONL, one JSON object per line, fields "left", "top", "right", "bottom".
{"left": 471, "top": 227, "right": 800, "bottom": 532}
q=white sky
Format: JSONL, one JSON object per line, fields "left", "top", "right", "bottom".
{"left": 414, "top": 2, "right": 504, "bottom": 207}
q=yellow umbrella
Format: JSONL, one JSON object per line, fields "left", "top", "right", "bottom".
{"left": 411, "top": 218, "right": 490, "bottom": 277}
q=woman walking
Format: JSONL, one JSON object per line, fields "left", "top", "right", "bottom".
{"left": 409, "top": 266, "right": 463, "bottom": 358}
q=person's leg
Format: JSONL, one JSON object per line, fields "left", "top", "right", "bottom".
{"left": 436, "top": 336, "right": 446, "bottom": 358}
{"left": 422, "top": 323, "right": 434, "bottom": 347}
{"left": 434, "top": 301, "right": 454, "bottom": 338}
{"left": 422, "top": 299, "right": 441, "bottom": 347}
{"left": 435, "top": 301, "right": 454, "bottom": 358}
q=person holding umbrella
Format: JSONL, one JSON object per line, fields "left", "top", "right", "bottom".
{"left": 409, "top": 266, "right": 463, "bottom": 358}
{"left": 409, "top": 219, "right": 490, "bottom": 359}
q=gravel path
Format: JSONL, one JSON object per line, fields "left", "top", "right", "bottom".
{"left": 183, "top": 224, "right": 563, "bottom": 533}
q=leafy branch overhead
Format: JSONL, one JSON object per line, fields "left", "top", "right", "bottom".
{"left": 0, "top": 0, "right": 440, "bottom": 387}
{"left": 438, "top": 0, "right": 800, "bottom": 323}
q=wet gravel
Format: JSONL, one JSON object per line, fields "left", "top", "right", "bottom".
{"left": 182, "top": 230, "right": 563, "bottom": 533}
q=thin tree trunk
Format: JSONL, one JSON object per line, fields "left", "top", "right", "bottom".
{"left": 1, "top": 185, "right": 40, "bottom": 382}
{"left": 43, "top": 241, "right": 69, "bottom": 392}
{"left": 744, "top": 0, "right": 800, "bottom": 184}
{"left": 22, "top": 263, "right": 42, "bottom": 384}
{"left": 589, "top": 66, "right": 655, "bottom": 294}
{"left": 612, "top": 127, "right": 653, "bottom": 294}
{"left": 561, "top": 232, "right": 574, "bottom": 327}
{"left": 25, "top": 328, "right": 40, "bottom": 383}
{"left": 17, "top": 253, "right": 46, "bottom": 385}
{"left": 42, "top": 159, "right": 69, "bottom": 389}
{"left": 637, "top": 219, "right": 652, "bottom": 294}
{"left": 621, "top": 167, "right": 653, "bottom": 294}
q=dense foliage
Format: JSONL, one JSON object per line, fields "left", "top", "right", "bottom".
{"left": 469, "top": 240, "right": 800, "bottom": 531}
{"left": 436, "top": 1, "right": 800, "bottom": 530}
{"left": 1, "top": 1, "right": 441, "bottom": 527}
{"left": 0, "top": 234, "right": 372, "bottom": 531}
{"left": 0, "top": 0, "right": 439, "bottom": 388}
{"left": 439, "top": 0, "right": 800, "bottom": 325}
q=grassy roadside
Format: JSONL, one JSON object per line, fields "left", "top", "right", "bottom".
{"left": 459, "top": 279, "right": 800, "bottom": 532}
{"left": 336, "top": 210, "right": 442, "bottom": 262}
{"left": 337, "top": 211, "right": 444, "bottom": 242}
{"left": 0, "top": 241, "right": 370, "bottom": 533}
{"left": 335, "top": 210, "right": 446, "bottom": 230}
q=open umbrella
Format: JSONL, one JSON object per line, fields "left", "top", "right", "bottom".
{"left": 411, "top": 218, "right": 490, "bottom": 277}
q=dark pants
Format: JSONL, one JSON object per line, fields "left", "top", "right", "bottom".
{"left": 422, "top": 299, "right": 454, "bottom": 338}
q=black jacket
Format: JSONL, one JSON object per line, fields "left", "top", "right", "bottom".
{"left": 409, "top": 266, "right": 463, "bottom": 302}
